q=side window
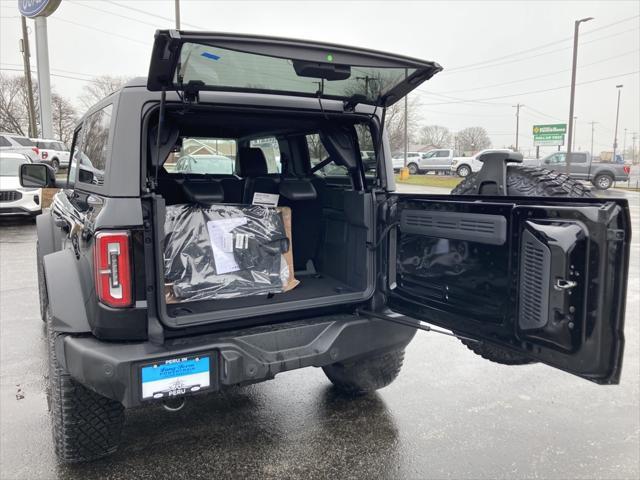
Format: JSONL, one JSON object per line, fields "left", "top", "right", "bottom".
{"left": 0, "top": 136, "right": 11, "bottom": 147}
{"left": 355, "top": 125, "right": 377, "bottom": 177}
{"left": 67, "top": 126, "right": 84, "bottom": 188}
{"left": 437, "top": 150, "right": 450, "bottom": 157}
{"left": 548, "top": 153, "right": 565, "bottom": 165}
{"left": 307, "top": 134, "right": 348, "bottom": 177}
{"left": 79, "top": 104, "right": 112, "bottom": 185}
{"left": 570, "top": 153, "right": 587, "bottom": 163}
{"left": 249, "top": 137, "right": 281, "bottom": 173}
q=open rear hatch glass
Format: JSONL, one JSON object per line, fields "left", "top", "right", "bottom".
{"left": 147, "top": 30, "right": 442, "bottom": 106}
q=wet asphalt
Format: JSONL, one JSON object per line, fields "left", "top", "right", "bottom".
{"left": 1, "top": 188, "right": 638, "bottom": 480}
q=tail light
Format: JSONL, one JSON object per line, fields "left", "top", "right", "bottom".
{"left": 623, "top": 165, "right": 630, "bottom": 174}
{"left": 94, "top": 231, "right": 132, "bottom": 307}
{"left": 32, "top": 146, "right": 39, "bottom": 156}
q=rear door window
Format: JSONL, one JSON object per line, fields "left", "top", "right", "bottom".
{"left": 307, "top": 126, "right": 377, "bottom": 179}
{"left": 67, "top": 127, "right": 84, "bottom": 188}
{"left": 167, "top": 138, "right": 236, "bottom": 175}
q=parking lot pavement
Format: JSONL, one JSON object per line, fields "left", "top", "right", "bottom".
{"left": 1, "top": 194, "right": 638, "bottom": 480}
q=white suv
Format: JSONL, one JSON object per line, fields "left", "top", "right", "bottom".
{"left": 0, "top": 152, "right": 42, "bottom": 217}
{"left": 32, "top": 138, "right": 70, "bottom": 172}
{"left": 0, "top": 132, "right": 40, "bottom": 163}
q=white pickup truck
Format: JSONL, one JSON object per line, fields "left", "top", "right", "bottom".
{"left": 450, "top": 149, "right": 513, "bottom": 177}
{"left": 393, "top": 148, "right": 456, "bottom": 175}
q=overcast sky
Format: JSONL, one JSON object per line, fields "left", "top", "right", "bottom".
{"left": 1, "top": 0, "right": 638, "bottom": 155}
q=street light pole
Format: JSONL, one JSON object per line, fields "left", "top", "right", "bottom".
{"left": 566, "top": 16, "right": 593, "bottom": 174}
{"left": 174, "top": 0, "right": 181, "bottom": 29}
{"left": 573, "top": 116, "right": 577, "bottom": 150}
{"left": 613, "top": 84, "right": 623, "bottom": 163}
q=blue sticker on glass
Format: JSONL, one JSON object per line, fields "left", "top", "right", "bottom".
{"left": 201, "top": 52, "right": 221, "bottom": 61}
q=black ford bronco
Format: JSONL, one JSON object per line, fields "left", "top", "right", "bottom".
{"left": 21, "top": 32, "right": 631, "bottom": 463}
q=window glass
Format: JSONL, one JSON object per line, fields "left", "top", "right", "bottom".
{"left": 11, "top": 136, "right": 35, "bottom": 147}
{"left": 67, "top": 127, "right": 84, "bottom": 188}
{"left": 308, "top": 125, "right": 377, "bottom": 178}
{"left": 0, "top": 157, "right": 27, "bottom": 176}
{"left": 547, "top": 153, "right": 565, "bottom": 165}
{"left": 437, "top": 150, "right": 450, "bottom": 157}
{"left": 79, "top": 104, "right": 112, "bottom": 185}
{"left": 250, "top": 137, "right": 281, "bottom": 173}
{"left": 0, "top": 136, "right": 11, "bottom": 147}
{"left": 568, "top": 153, "right": 587, "bottom": 163}
{"left": 166, "top": 137, "right": 236, "bottom": 175}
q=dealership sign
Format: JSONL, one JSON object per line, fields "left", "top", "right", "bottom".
{"left": 18, "top": 0, "right": 61, "bottom": 18}
{"left": 533, "top": 124, "right": 566, "bottom": 147}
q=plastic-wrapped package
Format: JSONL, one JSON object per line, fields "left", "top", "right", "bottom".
{"left": 164, "top": 204, "right": 298, "bottom": 302}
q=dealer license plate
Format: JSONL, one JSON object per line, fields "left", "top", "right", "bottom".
{"left": 141, "top": 355, "right": 211, "bottom": 400}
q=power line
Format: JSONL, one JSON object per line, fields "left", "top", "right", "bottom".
{"left": 439, "top": 26, "right": 639, "bottom": 76}
{"left": 443, "top": 15, "right": 639, "bottom": 72}
{"left": 433, "top": 49, "right": 640, "bottom": 95}
{"left": 72, "top": 1, "right": 161, "bottom": 28}
{"left": 50, "top": 16, "right": 149, "bottom": 46}
{"left": 0, "top": 67, "right": 97, "bottom": 83}
{"left": 422, "top": 70, "right": 640, "bottom": 105}
{"left": 104, "top": 0, "right": 204, "bottom": 29}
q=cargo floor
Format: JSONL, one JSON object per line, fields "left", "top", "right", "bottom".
{"left": 165, "top": 273, "right": 358, "bottom": 317}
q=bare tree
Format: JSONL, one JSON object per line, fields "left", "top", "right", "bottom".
{"left": 457, "top": 126, "right": 491, "bottom": 153}
{"left": 52, "top": 93, "right": 77, "bottom": 145}
{"left": 418, "top": 125, "right": 451, "bottom": 148}
{"left": 0, "top": 74, "right": 34, "bottom": 136}
{"left": 384, "top": 95, "right": 421, "bottom": 153}
{"left": 80, "top": 75, "right": 130, "bottom": 108}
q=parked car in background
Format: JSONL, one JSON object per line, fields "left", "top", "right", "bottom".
{"left": 0, "top": 152, "right": 41, "bottom": 217}
{"left": 392, "top": 151, "right": 421, "bottom": 172}
{"left": 525, "top": 151, "right": 630, "bottom": 190}
{"left": 0, "top": 132, "right": 40, "bottom": 163}
{"left": 175, "top": 154, "right": 235, "bottom": 174}
{"left": 415, "top": 148, "right": 455, "bottom": 174}
{"left": 31, "top": 138, "right": 70, "bottom": 172}
{"left": 451, "top": 149, "right": 513, "bottom": 177}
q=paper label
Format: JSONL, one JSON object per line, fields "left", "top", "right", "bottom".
{"left": 252, "top": 192, "right": 279, "bottom": 207}
{"left": 206, "top": 217, "right": 247, "bottom": 274}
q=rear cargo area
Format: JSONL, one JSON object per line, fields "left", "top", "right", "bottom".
{"left": 148, "top": 107, "right": 377, "bottom": 327}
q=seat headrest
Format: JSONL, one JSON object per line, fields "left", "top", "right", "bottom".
{"left": 182, "top": 181, "right": 224, "bottom": 204}
{"left": 279, "top": 178, "right": 317, "bottom": 201}
{"left": 238, "top": 147, "right": 268, "bottom": 177}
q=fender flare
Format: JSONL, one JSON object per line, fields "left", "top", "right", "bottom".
{"left": 43, "top": 249, "right": 91, "bottom": 333}
{"left": 36, "top": 212, "right": 62, "bottom": 260}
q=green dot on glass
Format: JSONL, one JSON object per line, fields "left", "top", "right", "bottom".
{"left": 326, "top": 54, "right": 333, "bottom": 62}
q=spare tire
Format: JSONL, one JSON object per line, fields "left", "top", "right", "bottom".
{"left": 451, "top": 164, "right": 593, "bottom": 365}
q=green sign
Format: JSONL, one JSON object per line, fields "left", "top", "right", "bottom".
{"left": 533, "top": 124, "right": 566, "bottom": 146}
{"left": 534, "top": 133, "right": 565, "bottom": 147}
{"left": 533, "top": 124, "right": 567, "bottom": 135}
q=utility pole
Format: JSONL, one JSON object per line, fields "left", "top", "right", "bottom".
{"left": 566, "top": 16, "right": 594, "bottom": 173}
{"left": 513, "top": 103, "right": 523, "bottom": 151}
{"left": 589, "top": 121, "right": 598, "bottom": 159}
{"left": 573, "top": 116, "right": 577, "bottom": 150}
{"left": 623, "top": 128, "right": 627, "bottom": 159}
{"left": 403, "top": 94, "right": 408, "bottom": 167}
{"left": 613, "top": 84, "right": 623, "bottom": 163}
{"left": 632, "top": 132, "right": 638, "bottom": 164}
{"left": 174, "top": 0, "right": 181, "bottom": 29}
{"left": 20, "top": 16, "right": 37, "bottom": 137}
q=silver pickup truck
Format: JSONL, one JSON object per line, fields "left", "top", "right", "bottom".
{"left": 525, "top": 151, "right": 630, "bottom": 190}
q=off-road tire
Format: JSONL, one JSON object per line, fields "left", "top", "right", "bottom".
{"left": 452, "top": 165, "right": 594, "bottom": 197}
{"left": 452, "top": 164, "right": 593, "bottom": 365}
{"left": 36, "top": 241, "right": 48, "bottom": 322}
{"left": 46, "top": 309, "right": 124, "bottom": 463}
{"left": 323, "top": 349, "right": 405, "bottom": 395}
{"left": 407, "top": 163, "right": 419, "bottom": 175}
{"left": 592, "top": 173, "right": 613, "bottom": 190}
{"left": 456, "top": 164, "right": 471, "bottom": 177}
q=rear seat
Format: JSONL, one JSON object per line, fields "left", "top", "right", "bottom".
{"left": 238, "top": 147, "right": 322, "bottom": 269}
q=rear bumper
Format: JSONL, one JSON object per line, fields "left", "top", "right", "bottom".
{"left": 60, "top": 313, "right": 417, "bottom": 408}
